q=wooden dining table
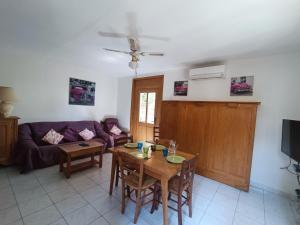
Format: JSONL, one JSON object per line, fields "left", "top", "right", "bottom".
{"left": 108, "top": 145, "right": 196, "bottom": 225}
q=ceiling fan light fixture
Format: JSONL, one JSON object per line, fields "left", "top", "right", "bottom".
{"left": 129, "top": 61, "right": 138, "bottom": 69}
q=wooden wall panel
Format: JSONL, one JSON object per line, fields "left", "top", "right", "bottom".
{"left": 159, "top": 101, "right": 259, "bottom": 191}
{"left": 159, "top": 101, "right": 179, "bottom": 140}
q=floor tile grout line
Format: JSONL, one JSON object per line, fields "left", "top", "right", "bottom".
{"left": 64, "top": 162, "right": 117, "bottom": 225}
{"left": 196, "top": 183, "right": 221, "bottom": 225}
{"left": 7, "top": 171, "right": 25, "bottom": 225}
{"left": 7, "top": 158, "right": 115, "bottom": 224}
{"left": 86, "top": 215, "right": 112, "bottom": 225}
{"left": 231, "top": 189, "right": 241, "bottom": 225}
{"left": 33, "top": 171, "right": 70, "bottom": 225}
{"left": 263, "top": 189, "right": 266, "bottom": 225}
{"left": 2, "top": 155, "right": 273, "bottom": 225}
{"left": 69, "top": 179, "right": 104, "bottom": 225}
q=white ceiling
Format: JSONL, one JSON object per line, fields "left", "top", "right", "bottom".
{"left": 1, "top": 0, "right": 300, "bottom": 76}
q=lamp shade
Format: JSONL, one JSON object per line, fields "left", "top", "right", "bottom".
{"left": 0, "top": 86, "right": 17, "bottom": 102}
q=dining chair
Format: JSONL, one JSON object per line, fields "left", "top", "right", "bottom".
{"left": 153, "top": 125, "right": 160, "bottom": 143}
{"left": 151, "top": 157, "right": 197, "bottom": 225}
{"left": 118, "top": 151, "right": 158, "bottom": 224}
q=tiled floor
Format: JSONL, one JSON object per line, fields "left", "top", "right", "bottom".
{"left": 0, "top": 153, "right": 298, "bottom": 225}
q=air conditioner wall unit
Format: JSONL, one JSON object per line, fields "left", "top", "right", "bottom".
{"left": 189, "top": 65, "right": 225, "bottom": 80}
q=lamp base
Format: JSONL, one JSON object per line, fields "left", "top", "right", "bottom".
{"left": 0, "top": 102, "right": 14, "bottom": 118}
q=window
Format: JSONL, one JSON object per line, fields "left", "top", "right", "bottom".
{"left": 139, "top": 93, "right": 147, "bottom": 123}
{"left": 138, "top": 92, "right": 156, "bottom": 124}
{"left": 147, "top": 92, "right": 156, "bottom": 124}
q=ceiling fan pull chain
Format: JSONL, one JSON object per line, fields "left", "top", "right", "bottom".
{"left": 135, "top": 67, "right": 138, "bottom": 77}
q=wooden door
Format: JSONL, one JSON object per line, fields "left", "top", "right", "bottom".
{"left": 202, "top": 103, "right": 257, "bottom": 190}
{"left": 131, "top": 76, "right": 163, "bottom": 142}
{"left": 159, "top": 101, "right": 259, "bottom": 191}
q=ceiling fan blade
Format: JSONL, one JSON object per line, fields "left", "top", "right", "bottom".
{"left": 128, "top": 38, "right": 140, "bottom": 51}
{"left": 103, "top": 48, "right": 131, "bottom": 54}
{"left": 140, "top": 52, "right": 164, "bottom": 56}
{"left": 98, "top": 31, "right": 128, "bottom": 38}
{"left": 139, "top": 35, "right": 170, "bottom": 42}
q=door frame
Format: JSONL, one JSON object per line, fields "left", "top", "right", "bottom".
{"left": 130, "top": 75, "right": 164, "bottom": 141}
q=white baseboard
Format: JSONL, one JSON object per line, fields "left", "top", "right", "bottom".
{"left": 250, "top": 180, "right": 295, "bottom": 200}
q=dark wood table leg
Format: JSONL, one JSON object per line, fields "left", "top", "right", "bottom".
{"left": 91, "top": 152, "right": 95, "bottom": 167}
{"left": 115, "top": 161, "right": 119, "bottom": 187}
{"left": 59, "top": 151, "right": 63, "bottom": 172}
{"left": 109, "top": 152, "right": 117, "bottom": 195}
{"left": 99, "top": 147, "right": 103, "bottom": 168}
{"left": 66, "top": 155, "right": 71, "bottom": 178}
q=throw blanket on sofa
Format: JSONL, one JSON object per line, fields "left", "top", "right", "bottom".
{"left": 13, "top": 120, "right": 112, "bottom": 173}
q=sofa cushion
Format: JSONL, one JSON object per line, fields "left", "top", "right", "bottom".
{"left": 29, "top": 122, "right": 67, "bottom": 146}
{"left": 67, "top": 121, "right": 96, "bottom": 137}
{"left": 42, "top": 129, "right": 64, "bottom": 145}
{"left": 62, "top": 127, "right": 79, "bottom": 142}
{"left": 79, "top": 128, "right": 95, "bottom": 141}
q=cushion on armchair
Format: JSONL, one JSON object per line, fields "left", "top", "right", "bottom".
{"left": 110, "top": 125, "right": 122, "bottom": 135}
{"left": 103, "top": 118, "right": 120, "bottom": 132}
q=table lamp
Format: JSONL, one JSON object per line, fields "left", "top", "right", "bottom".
{"left": 0, "top": 86, "right": 17, "bottom": 118}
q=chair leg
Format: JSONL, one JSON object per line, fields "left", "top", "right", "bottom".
{"left": 115, "top": 164, "right": 119, "bottom": 187}
{"left": 177, "top": 193, "right": 183, "bottom": 225}
{"left": 151, "top": 184, "right": 158, "bottom": 214}
{"left": 155, "top": 189, "right": 161, "bottom": 210}
{"left": 121, "top": 180, "right": 125, "bottom": 214}
{"left": 188, "top": 187, "right": 193, "bottom": 217}
{"left": 126, "top": 185, "right": 131, "bottom": 199}
{"left": 134, "top": 190, "right": 142, "bottom": 224}
{"left": 168, "top": 192, "right": 171, "bottom": 200}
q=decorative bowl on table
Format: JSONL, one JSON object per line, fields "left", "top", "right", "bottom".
{"left": 166, "top": 155, "right": 185, "bottom": 164}
{"left": 124, "top": 143, "right": 138, "bottom": 148}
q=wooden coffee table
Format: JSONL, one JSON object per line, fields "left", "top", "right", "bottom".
{"left": 59, "top": 141, "right": 103, "bottom": 178}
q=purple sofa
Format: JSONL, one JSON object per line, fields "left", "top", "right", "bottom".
{"left": 14, "top": 120, "right": 112, "bottom": 173}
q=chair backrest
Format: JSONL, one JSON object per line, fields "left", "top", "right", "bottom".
{"left": 103, "top": 118, "right": 120, "bottom": 132}
{"left": 117, "top": 151, "right": 144, "bottom": 188}
{"left": 158, "top": 138, "right": 170, "bottom": 147}
{"left": 178, "top": 157, "right": 197, "bottom": 192}
{"left": 153, "top": 126, "right": 160, "bottom": 143}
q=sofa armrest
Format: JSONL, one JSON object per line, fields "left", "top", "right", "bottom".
{"left": 120, "top": 131, "right": 133, "bottom": 142}
{"left": 14, "top": 139, "right": 39, "bottom": 173}
{"left": 94, "top": 122, "right": 113, "bottom": 148}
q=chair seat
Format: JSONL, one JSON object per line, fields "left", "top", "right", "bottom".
{"left": 124, "top": 173, "right": 157, "bottom": 189}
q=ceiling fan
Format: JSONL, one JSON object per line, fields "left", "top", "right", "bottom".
{"left": 99, "top": 12, "right": 167, "bottom": 73}
{"left": 102, "top": 36, "right": 164, "bottom": 70}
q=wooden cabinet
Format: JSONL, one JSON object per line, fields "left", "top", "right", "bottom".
{"left": 0, "top": 117, "right": 19, "bottom": 165}
{"left": 159, "top": 101, "right": 259, "bottom": 191}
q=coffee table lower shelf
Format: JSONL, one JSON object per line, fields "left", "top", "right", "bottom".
{"left": 59, "top": 141, "right": 103, "bottom": 178}
{"left": 60, "top": 158, "right": 100, "bottom": 178}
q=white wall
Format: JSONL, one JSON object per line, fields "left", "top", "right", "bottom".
{"left": 0, "top": 48, "right": 118, "bottom": 124}
{"left": 116, "top": 52, "right": 300, "bottom": 195}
